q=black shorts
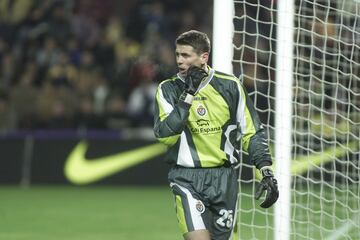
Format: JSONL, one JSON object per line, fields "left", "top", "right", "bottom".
{"left": 168, "top": 165, "right": 239, "bottom": 240}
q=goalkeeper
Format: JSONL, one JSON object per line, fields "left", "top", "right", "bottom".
{"left": 153, "top": 30, "right": 278, "bottom": 240}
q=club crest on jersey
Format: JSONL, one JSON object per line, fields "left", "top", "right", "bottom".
{"left": 196, "top": 200, "right": 205, "bottom": 213}
{"left": 196, "top": 105, "right": 207, "bottom": 116}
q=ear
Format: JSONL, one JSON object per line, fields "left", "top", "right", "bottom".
{"left": 200, "top": 52, "right": 209, "bottom": 64}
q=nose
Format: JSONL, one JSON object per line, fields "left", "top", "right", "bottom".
{"left": 177, "top": 56, "right": 183, "bottom": 65}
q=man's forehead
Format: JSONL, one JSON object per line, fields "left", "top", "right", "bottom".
{"left": 175, "top": 44, "right": 195, "bottom": 53}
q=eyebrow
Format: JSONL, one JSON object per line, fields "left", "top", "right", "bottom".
{"left": 175, "top": 51, "right": 191, "bottom": 56}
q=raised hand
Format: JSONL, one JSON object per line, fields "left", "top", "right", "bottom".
{"left": 184, "top": 66, "right": 208, "bottom": 95}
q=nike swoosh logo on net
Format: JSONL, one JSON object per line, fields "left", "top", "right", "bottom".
{"left": 64, "top": 141, "right": 167, "bottom": 185}
{"left": 254, "top": 141, "right": 358, "bottom": 179}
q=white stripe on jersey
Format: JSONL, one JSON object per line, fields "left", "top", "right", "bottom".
{"left": 158, "top": 83, "right": 174, "bottom": 114}
{"left": 236, "top": 83, "right": 247, "bottom": 137}
{"left": 177, "top": 132, "right": 195, "bottom": 167}
{"left": 224, "top": 124, "right": 238, "bottom": 164}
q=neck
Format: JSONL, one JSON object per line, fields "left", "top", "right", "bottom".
{"left": 202, "top": 64, "right": 208, "bottom": 73}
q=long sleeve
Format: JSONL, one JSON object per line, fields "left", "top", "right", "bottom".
{"left": 153, "top": 80, "right": 190, "bottom": 146}
{"left": 236, "top": 81, "right": 272, "bottom": 169}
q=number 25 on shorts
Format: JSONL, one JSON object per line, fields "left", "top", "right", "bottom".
{"left": 216, "top": 209, "right": 233, "bottom": 228}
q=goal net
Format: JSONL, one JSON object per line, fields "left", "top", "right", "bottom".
{"left": 232, "top": 0, "right": 360, "bottom": 239}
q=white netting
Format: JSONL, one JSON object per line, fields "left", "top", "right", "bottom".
{"left": 232, "top": 0, "right": 360, "bottom": 239}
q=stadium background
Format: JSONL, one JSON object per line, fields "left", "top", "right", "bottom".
{"left": 0, "top": 0, "right": 274, "bottom": 239}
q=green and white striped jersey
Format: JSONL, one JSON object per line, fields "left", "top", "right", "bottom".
{"left": 154, "top": 67, "right": 271, "bottom": 169}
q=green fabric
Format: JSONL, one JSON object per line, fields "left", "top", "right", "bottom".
{"left": 187, "top": 83, "right": 229, "bottom": 167}
{"left": 154, "top": 68, "right": 271, "bottom": 168}
{"left": 175, "top": 195, "right": 188, "bottom": 234}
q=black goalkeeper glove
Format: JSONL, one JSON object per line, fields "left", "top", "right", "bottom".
{"left": 255, "top": 167, "right": 279, "bottom": 208}
{"left": 184, "top": 66, "right": 208, "bottom": 95}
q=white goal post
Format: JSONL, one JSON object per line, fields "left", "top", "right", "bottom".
{"left": 213, "top": 0, "right": 360, "bottom": 239}
{"left": 273, "top": 0, "right": 294, "bottom": 239}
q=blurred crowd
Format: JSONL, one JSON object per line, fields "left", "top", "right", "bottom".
{"left": 0, "top": 0, "right": 212, "bottom": 132}
{"left": 2, "top": 0, "right": 357, "bottom": 136}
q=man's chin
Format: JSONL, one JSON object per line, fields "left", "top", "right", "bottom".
{"left": 178, "top": 71, "right": 187, "bottom": 77}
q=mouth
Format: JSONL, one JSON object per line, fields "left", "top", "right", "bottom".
{"left": 178, "top": 67, "right": 187, "bottom": 74}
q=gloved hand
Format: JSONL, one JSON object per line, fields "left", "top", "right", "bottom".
{"left": 184, "top": 66, "right": 208, "bottom": 95}
{"left": 255, "top": 166, "right": 279, "bottom": 208}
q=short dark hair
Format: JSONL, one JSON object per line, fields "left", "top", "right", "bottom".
{"left": 176, "top": 30, "right": 211, "bottom": 54}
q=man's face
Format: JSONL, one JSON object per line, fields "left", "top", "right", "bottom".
{"left": 175, "top": 44, "right": 208, "bottom": 76}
